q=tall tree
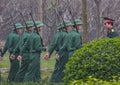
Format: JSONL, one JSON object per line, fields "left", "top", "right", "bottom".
{"left": 94, "top": 0, "right": 101, "bottom": 38}
{"left": 82, "top": 0, "right": 88, "bottom": 43}
{"left": 38, "top": 0, "right": 43, "bottom": 21}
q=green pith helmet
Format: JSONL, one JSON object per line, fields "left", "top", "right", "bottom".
{"left": 75, "top": 18, "right": 83, "bottom": 25}
{"left": 15, "top": 23, "right": 23, "bottom": 29}
{"left": 57, "top": 23, "right": 64, "bottom": 30}
{"left": 35, "top": 21, "right": 44, "bottom": 28}
{"left": 26, "top": 21, "right": 34, "bottom": 27}
{"left": 64, "top": 20, "right": 73, "bottom": 27}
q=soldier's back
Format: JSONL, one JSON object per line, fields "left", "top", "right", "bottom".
{"left": 8, "top": 32, "right": 19, "bottom": 53}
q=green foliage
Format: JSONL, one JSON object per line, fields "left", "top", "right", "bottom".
{"left": 69, "top": 76, "right": 120, "bottom": 85}
{"left": 64, "top": 37, "right": 120, "bottom": 84}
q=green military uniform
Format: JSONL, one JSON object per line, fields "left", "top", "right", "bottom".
{"left": 61, "top": 19, "right": 82, "bottom": 57}
{"left": 67, "top": 30, "right": 82, "bottom": 57}
{"left": 57, "top": 20, "right": 82, "bottom": 82}
{"left": 20, "top": 21, "right": 45, "bottom": 83}
{"left": 67, "top": 18, "right": 83, "bottom": 57}
{"left": 14, "top": 21, "right": 34, "bottom": 82}
{"left": 34, "top": 21, "right": 46, "bottom": 83}
{"left": 50, "top": 20, "right": 73, "bottom": 83}
{"left": 1, "top": 23, "right": 22, "bottom": 82}
{"left": 49, "top": 23, "right": 64, "bottom": 56}
{"left": 107, "top": 28, "right": 119, "bottom": 38}
{"left": 49, "top": 23, "right": 68, "bottom": 83}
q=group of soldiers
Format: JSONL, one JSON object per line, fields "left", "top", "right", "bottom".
{"left": 0, "top": 16, "right": 119, "bottom": 84}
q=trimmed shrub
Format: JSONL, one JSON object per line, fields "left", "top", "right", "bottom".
{"left": 64, "top": 37, "right": 120, "bottom": 84}
{"left": 69, "top": 76, "right": 120, "bottom": 85}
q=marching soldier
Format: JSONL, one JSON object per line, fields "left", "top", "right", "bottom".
{"left": 44, "top": 22, "right": 68, "bottom": 83}
{"left": 0, "top": 23, "right": 23, "bottom": 82}
{"left": 45, "top": 23, "right": 64, "bottom": 58}
{"left": 68, "top": 18, "right": 83, "bottom": 57}
{"left": 56, "top": 19, "right": 83, "bottom": 82}
{"left": 14, "top": 21, "right": 34, "bottom": 82}
{"left": 103, "top": 17, "right": 119, "bottom": 38}
{"left": 50, "top": 20, "right": 73, "bottom": 83}
{"left": 17, "top": 21, "right": 46, "bottom": 83}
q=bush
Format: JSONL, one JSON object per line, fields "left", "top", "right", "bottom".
{"left": 69, "top": 76, "right": 120, "bottom": 85}
{"left": 64, "top": 37, "right": 120, "bottom": 84}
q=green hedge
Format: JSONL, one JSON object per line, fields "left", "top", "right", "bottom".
{"left": 69, "top": 76, "right": 120, "bottom": 85}
{"left": 64, "top": 37, "right": 120, "bottom": 84}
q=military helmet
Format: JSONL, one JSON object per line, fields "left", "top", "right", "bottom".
{"left": 35, "top": 21, "right": 44, "bottom": 28}
{"left": 75, "top": 19, "right": 83, "bottom": 25}
{"left": 57, "top": 23, "right": 64, "bottom": 30}
{"left": 26, "top": 21, "right": 34, "bottom": 27}
{"left": 64, "top": 20, "right": 73, "bottom": 26}
{"left": 15, "top": 23, "right": 23, "bottom": 29}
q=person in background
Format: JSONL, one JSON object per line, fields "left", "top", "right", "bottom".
{"left": 103, "top": 17, "right": 119, "bottom": 38}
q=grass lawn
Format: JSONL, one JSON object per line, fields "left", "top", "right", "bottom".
{"left": 0, "top": 52, "right": 64, "bottom": 85}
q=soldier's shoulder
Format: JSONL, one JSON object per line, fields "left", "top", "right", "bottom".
{"left": 8, "top": 32, "right": 18, "bottom": 37}
{"left": 33, "top": 33, "right": 40, "bottom": 38}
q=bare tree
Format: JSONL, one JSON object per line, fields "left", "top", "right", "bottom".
{"left": 82, "top": 0, "right": 88, "bottom": 43}
{"left": 1, "top": 0, "right": 120, "bottom": 42}
{"left": 94, "top": 0, "right": 101, "bottom": 38}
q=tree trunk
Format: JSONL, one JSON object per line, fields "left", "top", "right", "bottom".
{"left": 38, "top": 0, "right": 43, "bottom": 21}
{"left": 38, "top": 0, "right": 43, "bottom": 70}
{"left": 82, "top": 0, "right": 88, "bottom": 43}
{"left": 94, "top": 0, "right": 101, "bottom": 38}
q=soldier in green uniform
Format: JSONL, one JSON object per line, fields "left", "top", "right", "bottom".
{"left": 56, "top": 19, "right": 83, "bottom": 82}
{"left": 44, "top": 23, "right": 68, "bottom": 83}
{"left": 14, "top": 21, "right": 34, "bottom": 82}
{"left": 17, "top": 21, "right": 46, "bottom": 83}
{"left": 0, "top": 23, "right": 23, "bottom": 82}
{"left": 46, "top": 23, "right": 64, "bottom": 57}
{"left": 64, "top": 19, "right": 82, "bottom": 58}
{"left": 47, "top": 20, "right": 73, "bottom": 83}
{"left": 103, "top": 17, "right": 119, "bottom": 38}
{"left": 68, "top": 18, "right": 83, "bottom": 57}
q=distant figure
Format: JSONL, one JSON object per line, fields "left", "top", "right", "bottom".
{"left": 103, "top": 17, "right": 119, "bottom": 38}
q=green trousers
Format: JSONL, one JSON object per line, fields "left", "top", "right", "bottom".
{"left": 23, "top": 53, "right": 41, "bottom": 83}
{"left": 8, "top": 53, "right": 20, "bottom": 82}
{"left": 50, "top": 52, "right": 69, "bottom": 83}
{"left": 14, "top": 53, "right": 30, "bottom": 82}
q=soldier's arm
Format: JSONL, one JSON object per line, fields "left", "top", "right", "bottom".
{"left": 1, "top": 34, "right": 13, "bottom": 57}
{"left": 34, "top": 36, "right": 46, "bottom": 52}
{"left": 11, "top": 40, "right": 21, "bottom": 55}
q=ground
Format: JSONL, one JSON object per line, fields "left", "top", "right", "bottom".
{"left": 0, "top": 52, "right": 64, "bottom": 85}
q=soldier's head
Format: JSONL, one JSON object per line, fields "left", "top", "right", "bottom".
{"left": 64, "top": 20, "right": 73, "bottom": 32}
{"left": 26, "top": 21, "right": 34, "bottom": 33}
{"left": 35, "top": 21, "right": 44, "bottom": 33}
{"left": 103, "top": 17, "right": 114, "bottom": 30}
{"left": 15, "top": 23, "right": 24, "bottom": 35}
{"left": 74, "top": 19, "right": 83, "bottom": 30}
